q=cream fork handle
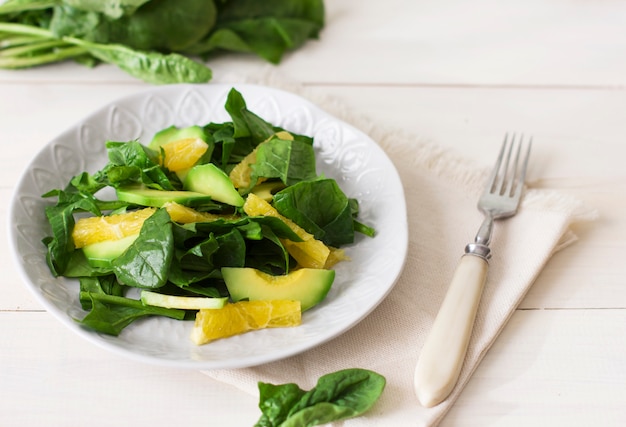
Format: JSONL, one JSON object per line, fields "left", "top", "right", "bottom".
{"left": 414, "top": 254, "right": 488, "bottom": 407}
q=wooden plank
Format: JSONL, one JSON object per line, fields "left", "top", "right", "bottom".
{"left": 444, "top": 309, "right": 626, "bottom": 426}
{"left": 0, "top": 312, "right": 258, "bottom": 427}
{"left": 1, "top": 309, "right": 623, "bottom": 426}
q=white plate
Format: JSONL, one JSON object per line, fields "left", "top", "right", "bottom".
{"left": 8, "top": 84, "right": 407, "bottom": 369}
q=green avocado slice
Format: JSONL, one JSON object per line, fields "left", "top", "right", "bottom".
{"left": 222, "top": 267, "right": 335, "bottom": 311}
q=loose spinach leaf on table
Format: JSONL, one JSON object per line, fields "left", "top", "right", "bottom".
{"left": 68, "top": 37, "right": 214, "bottom": 85}
{"left": 50, "top": 0, "right": 217, "bottom": 52}
{"left": 255, "top": 368, "right": 386, "bottom": 427}
{"left": 186, "top": 0, "right": 324, "bottom": 64}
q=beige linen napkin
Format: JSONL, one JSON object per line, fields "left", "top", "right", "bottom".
{"left": 204, "top": 72, "right": 589, "bottom": 426}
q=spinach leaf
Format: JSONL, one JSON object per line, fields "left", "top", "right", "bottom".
{"left": 76, "top": 274, "right": 184, "bottom": 336}
{"left": 224, "top": 86, "right": 254, "bottom": 139}
{"left": 63, "top": 0, "right": 153, "bottom": 20}
{"left": 42, "top": 182, "right": 116, "bottom": 275}
{"left": 112, "top": 208, "right": 173, "bottom": 289}
{"left": 77, "top": 291, "right": 185, "bottom": 335}
{"left": 177, "top": 234, "right": 220, "bottom": 272}
{"left": 173, "top": 229, "right": 246, "bottom": 278}
{"left": 52, "top": 0, "right": 217, "bottom": 52}
{"left": 63, "top": 250, "right": 114, "bottom": 278}
{"left": 204, "top": 122, "right": 241, "bottom": 169}
{"left": 170, "top": 216, "right": 300, "bottom": 279}
{"left": 208, "top": 88, "right": 275, "bottom": 170}
{"left": 273, "top": 179, "right": 356, "bottom": 247}
{"left": 76, "top": 38, "right": 213, "bottom": 84}
{"left": 212, "top": 228, "right": 247, "bottom": 267}
{"left": 79, "top": 275, "right": 124, "bottom": 305}
{"left": 255, "top": 368, "right": 386, "bottom": 427}
{"left": 103, "top": 140, "right": 176, "bottom": 189}
{"left": 245, "top": 224, "right": 292, "bottom": 274}
{"left": 42, "top": 204, "right": 76, "bottom": 276}
{"left": 256, "top": 382, "right": 307, "bottom": 427}
{"left": 249, "top": 137, "right": 317, "bottom": 190}
{"left": 48, "top": 5, "right": 101, "bottom": 38}
{"left": 219, "top": 87, "right": 277, "bottom": 165}
{"left": 187, "top": 0, "right": 324, "bottom": 64}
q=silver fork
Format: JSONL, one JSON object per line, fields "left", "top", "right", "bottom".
{"left": 414, "top": 134, "right": 532, "bottom": 407}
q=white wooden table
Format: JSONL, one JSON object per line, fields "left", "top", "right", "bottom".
{"left": 2, "top": 1, "right": 626, "bottom": 425}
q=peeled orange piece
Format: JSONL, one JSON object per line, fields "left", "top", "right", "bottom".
{"left": 190, "top": 300, "right": 302, "bottom": 345}
{"left": 243, "top": 193, "right": 330, "bottom": 269}
{"left": 163, "top": 201, "right": 237, "bottom": 224}
{"left": 325, "top": 247, "right": 349, "bottom": 269}
{"left": 160, "top": 137, "right": 208, "bottom": 172}
{"left": 72, "top": 208, "right": 155, "bottom": 248}
{"left": 228, "top": 144, "right": 264, "bottom": 189}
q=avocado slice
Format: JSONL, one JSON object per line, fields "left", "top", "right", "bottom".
{"left": 250, "top": 181, "right": 286, "bottom": 202}
{"left": 140, "top": 290, "right": 228, "bottom": 310}
{"left": 183, "top": 163, "right": 245, "bottom": 207}
{"left": 116, "top": 184, "right": 215, "bottom": 207}
{"left": 148, "top": 125, "right": 209, "bottom": 151}
{"left": 222, "top": 267, "right": 335, "bottom": 311}
{"left": 82, "top": 234, "right": 138, "bottom": 268}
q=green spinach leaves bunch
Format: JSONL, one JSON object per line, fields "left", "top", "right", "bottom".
{"left": 0, "top": 0, "right": 324, "bottom": 84}
{"left": 256, "top": 368, "right": 386, "bottom": 427}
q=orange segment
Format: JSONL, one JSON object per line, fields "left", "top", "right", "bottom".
{"left": 160, "top": 137, "right": 208, "bottom": 172}
{"left": 72, "top": 208, "right": 156, "bottom": 248}
{"left": 228, "top": 145, "right": 264, "bottom": 189}
{"left": 190, "top": 300, "right": 301, "bottom": 345}
{"left": 163, "top": 201, "right": 237, "bottom": 224}
{"left": 243, "top": 193, "right": 330, "bottom": 269}
{"left": 325, "top": 248, "right": 349, "bottom": 269}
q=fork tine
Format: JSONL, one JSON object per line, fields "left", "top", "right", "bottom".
{"left": 504, "top": 135, "right": 521, "bottom": 197}
{"left": 486, "top": 134, "right": 509, "bottom": 194}
{"left": 499, "top": 134, "right": 515, "bottom": 195}
{"left": 513, "top": 136, "right": 532, "bottom": 198}
{"left": 489, "top": 134, "right": 532, "bottom": 198}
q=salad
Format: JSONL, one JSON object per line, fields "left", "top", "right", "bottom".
{"left": 41, "top": 88, "right": 375, "bottom": 343}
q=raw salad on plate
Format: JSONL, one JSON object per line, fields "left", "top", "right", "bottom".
{"left": 41, "top": 88, "right": 375, "bottom": 345}
{"left": 9, "top": 83, "right": 407, "bottom": 368}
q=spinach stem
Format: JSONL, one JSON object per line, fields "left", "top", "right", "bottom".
{"left": 0, "top": 35, "right": 41, "bottom": 48}
{"left": 0, "top": 22, "right": 53, "bottom": 38}
{"left": 0, "top": 45, "right": 88, "bottom": 68}
{"left": 0, "top": 23, "right": 89, "bottom": 68}
{"left": 0, "top": 39, "right": 72, "bottom": 57}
